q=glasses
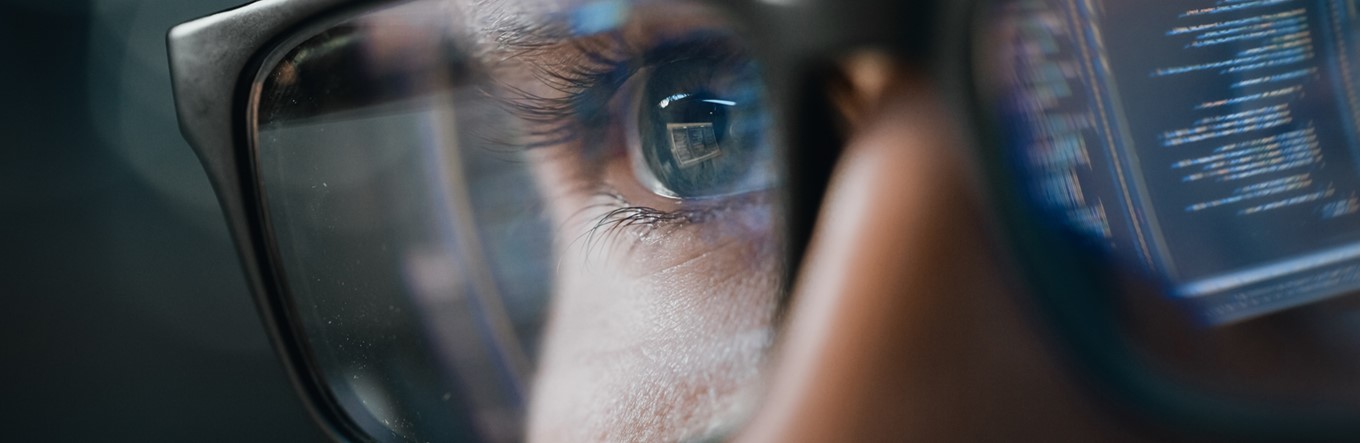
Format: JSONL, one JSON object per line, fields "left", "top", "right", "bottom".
{"left": 171, "top": 0, "right": 1360, "bottom": 441}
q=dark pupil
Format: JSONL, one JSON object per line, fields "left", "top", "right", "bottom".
{"left": 659, "top": 93, "right": 730, "bottom": 146}
{"left": 640, "top": 58, "right": 760, "bottom": 199}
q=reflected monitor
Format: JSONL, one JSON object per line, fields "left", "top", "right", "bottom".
{"left": 998, "top": 0, "right": 1360, "bottom": 324}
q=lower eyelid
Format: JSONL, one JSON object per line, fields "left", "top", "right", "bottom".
{"left": 578, "top": 185, "right": 773, "bottom": 243}
{"left": 520, "top": 47, "right": 776, "bottom": 246}
{"left": 576, "top": 193, "right": 780, "bottom": 280}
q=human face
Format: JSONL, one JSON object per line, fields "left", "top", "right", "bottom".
{"left": 456, "top": 1, "right": 1160, "bottom": 441}
{"left": 185, "top": 0, "right": 1360, "bottom": 439}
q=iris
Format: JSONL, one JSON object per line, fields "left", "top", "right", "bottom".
{"left": 634, "top": 56, "right": 774, "bottom": 200}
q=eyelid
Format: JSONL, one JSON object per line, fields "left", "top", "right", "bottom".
{"left": 502, "top": 27, "right": 752, "bottom": 148}
{"left": 499, "top": 24, "right": 769, "bottom": 241}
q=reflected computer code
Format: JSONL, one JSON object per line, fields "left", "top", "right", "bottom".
{"left": 1005, "top": 0, "right": 1360, "bottom": 323}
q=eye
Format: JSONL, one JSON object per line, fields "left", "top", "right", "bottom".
{"left": 628, "top": 56, "right": 775, "bottom": 200}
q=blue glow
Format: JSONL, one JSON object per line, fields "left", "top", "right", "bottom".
{"left": 570, "top": 0, "right": 630, "bottom": 35}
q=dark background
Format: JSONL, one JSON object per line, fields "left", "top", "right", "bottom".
{"left": 1, "top": 0, "right": 328, "bottom": 440}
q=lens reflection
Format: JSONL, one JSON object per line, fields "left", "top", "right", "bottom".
{"left": 634, "top": 55, "right": 775, "bottom": 199}
{"left": 980, "top": 0, "right": 1360, "bottom": 412}
{"left": 251, "top": 1, "right": 784, "bottom": 442}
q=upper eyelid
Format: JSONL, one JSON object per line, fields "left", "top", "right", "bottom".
{"left": 492, "top": 29, "right": 772, "bottom": 242}
{"left": 495, "top": 29, "right": 748, "bottom": 149}
{"left": 493, "top": 32, "right": 633, "bottom": 148}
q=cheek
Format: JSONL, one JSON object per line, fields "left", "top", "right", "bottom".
{"left": 527, "top": 210, "right": 782, "bottom": 442}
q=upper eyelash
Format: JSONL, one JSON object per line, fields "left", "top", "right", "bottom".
{"left": 496, "top": 31, "right": 748, "bottom": 149}
{"left": 490, "top": 30, "right": 760, "bottom": 245}
{"left": 497, "top": 33, "right": 635, "bottom": 149}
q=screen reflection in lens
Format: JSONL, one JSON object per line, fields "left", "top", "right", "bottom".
{"left": 979, "top": 0, "right": 1360, "bottom": 411}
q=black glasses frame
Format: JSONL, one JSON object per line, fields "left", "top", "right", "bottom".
{"left": 169, "top": 1, "right": 386, "bottom": 440}
{"left": 169, "top": 0, "right": 1360, "bottom": 441}
{"left": 168, "top": 0, "right": 842, "bottom": 439}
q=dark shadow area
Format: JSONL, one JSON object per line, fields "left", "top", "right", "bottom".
{"left": 0, "top": 1, "right": 328, "bottom": 441}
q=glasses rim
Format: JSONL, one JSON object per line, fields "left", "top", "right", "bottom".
{"left": 168, "top": 0, "right": 1360, "bottom": 440}
{"left": 170, "top": 0, "right": 408, "bottom": 440}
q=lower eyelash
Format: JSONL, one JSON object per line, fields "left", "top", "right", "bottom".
{"left": 501, "top": 32, "right": 767, "bottom": 252}
{"left": 575, "top": 189, "right": 767, "bottom": 256}
{"left": 577, "top": 191, "right": 695, "bottom": 252}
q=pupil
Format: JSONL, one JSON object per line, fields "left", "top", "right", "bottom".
{"left": 658, "top": 92, "right": 729, "bottom": 146}
{"left": 638, "top": 57, "right": 768, "bottom": 199}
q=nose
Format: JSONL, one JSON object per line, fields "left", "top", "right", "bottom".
{"left": 736, "top": 56, "right": 1151, "bottom": 442}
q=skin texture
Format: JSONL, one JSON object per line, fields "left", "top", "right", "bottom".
{"left": 526, "top": 141, "right": 780, "bottom": 442}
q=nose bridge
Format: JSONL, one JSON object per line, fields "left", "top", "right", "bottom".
{"left": 740, "top": 71, "right": 983, "bottom": 442}
{"left": 773, "top": 52, "right": 958, "bottom": 294}
{"left": 793, "top": 0, "right": 941, "bottom": 60}
{"left": 761, "top": 0, "right": 971, "bottom": 282}
{"left": 739, "top": 73, "right": 1145, "bottom": 441}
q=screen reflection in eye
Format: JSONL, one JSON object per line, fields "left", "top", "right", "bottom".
{"left": 500, "top": 28, "right": 776, "bottom": 244}
{"left": 497, "top": 12, "right": 786, "bottom": 441}
{"left": 631, "top": 56, "right": 775, "bottom": 200}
